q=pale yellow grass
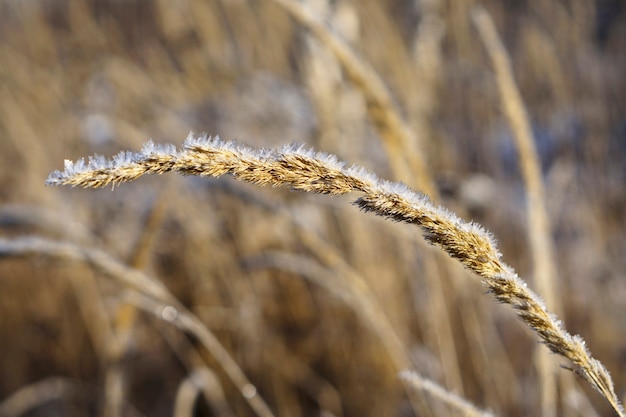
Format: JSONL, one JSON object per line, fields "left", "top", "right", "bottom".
{"left": 44, "top": 134, "right": 625, "bottom": 416}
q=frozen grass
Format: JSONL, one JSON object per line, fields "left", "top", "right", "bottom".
{"left": 45, "top": 134, "right": 624, "bottom": 416}
{"left": 1, "top": 1, "right": 625, "bottom": 416}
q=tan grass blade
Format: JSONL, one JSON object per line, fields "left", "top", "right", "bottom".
{"left": 254, "top": 249, "right": 491, "bottom": 414}
{"left": 0, "top": 377, "right": 79, "bottom": 417}
{"left": 45, "top": 135, "right": 625, "bottom": 416}
{"left": 270, "top": 0, "right": 436, "bottom": 197}
{"left": 172, "top": 368, "right": 235, "bottom": 417}
{"left": 105, "top": 178, "right": 174, "bottom": 417}
{"left": 399, "top": 371, "right": 495, "bottom": 417}
{"left": 0, "top": 236, "right": 277, "bottom": 417}
{"left": 472, "top": 7, "right": 562, "bottom": 417}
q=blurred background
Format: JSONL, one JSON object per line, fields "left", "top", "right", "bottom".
{"left": 0, "top": 0, "right": 624, "bottom": 416}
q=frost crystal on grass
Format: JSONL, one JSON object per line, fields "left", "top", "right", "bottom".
{"left": 184, "top": 132, "right": 223, "bottom": 149}
{"left": 109, "top": 151, "right": 136, "bottom": 168}
{"left": 141, "top": 140, "right": 177, "bottom": 157}
{"left": 46, "top": 158, "right": 87, "bottom": 185}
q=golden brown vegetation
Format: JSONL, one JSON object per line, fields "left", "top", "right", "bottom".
{"left": 0, "top": 1, "right": 625, "bottom": 416}
{"left": 44, "top": 133, "right": 624, "bottom": 415}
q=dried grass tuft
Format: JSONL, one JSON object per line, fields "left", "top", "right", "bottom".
{"left": 46, "top": 134, "right": 624, "bottom": 416}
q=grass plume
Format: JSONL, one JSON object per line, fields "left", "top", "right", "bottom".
{"left": 46, "top": 134, "right": 624, "bottom": 416}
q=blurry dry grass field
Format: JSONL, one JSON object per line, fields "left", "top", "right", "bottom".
{"left": 0, "top": 1, "right": 625, "bottom": 416}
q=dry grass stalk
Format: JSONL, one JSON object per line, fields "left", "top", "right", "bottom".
{"left": 0, "top": 236, "right": 277, "bottom": 417}
{"left": 0, "top": 377, "right": 79, "bottom": 417}
{"left": 399, "top": 371, "right": 495, "bottom": 417}
{"left": 472, "top": 7, "right": 562, "bottom": 417}
{"left": 217, "top": 182, "right": 438, "bottom": 415}
{"left": 250, "top": 250, "right": 410, "bottom": 369}
{"left": 46, "top": 134, "right": 625, "bottom": 416}
{"left": 294, "top": 6, "right": 459, "bottom": 393}
{"left": 270, "top": 0, "right": 436, "bottom": 197}
{"left": 105, "top": 179, "right": 174, "bottom": 417}
{"left": 174, "top": 365, "right": 235, "bottom": 417}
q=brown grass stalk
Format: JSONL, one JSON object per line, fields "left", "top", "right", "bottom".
{"left": 248, "top": 251, "right": 488, "bottom": 415}
{"left": 172, "top": 368, "right": 235, "bottom": 417}
{"left": 105, "top": 179, "right": 174, "bottom": 417}
{"left": 0, "top": 377, "right": 80, "bottom": 417}
{"left": 0, "top": 236, "right": 276, "bottom": 417}
{"left": 270, "top": 0, "right": 436, "bottom": 197}
{"left": 296, "top": 1, "right": 463, "bottom": 392}
{"left": 399, "top": 370, "right": 495, "bottom": 417}
{"left": 45, "top": 134, "right": 625, "bottom": 416}
{"left": 213, "top": 180, "right": 442, "bottom": 414}
{"left": 472, "top": 7, "right": 562, "bottom": 417}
